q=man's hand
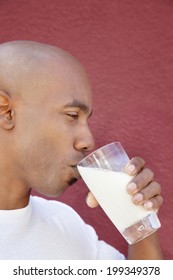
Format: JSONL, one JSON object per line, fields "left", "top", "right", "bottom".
{"left": 125, "top": 157, "right": 163, "bottom": 211}
{"left": 86, "top": 156, "right": 163, "bottom": 211}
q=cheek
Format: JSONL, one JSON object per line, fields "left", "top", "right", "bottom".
{"left": 18, "top": 116, "right": 75, "bottom": 170}
{"left": 41, "top": 116, "right": 75, "bottom": 146}
{"left": 29, "top": 135, "right": 68, "bottom": 172}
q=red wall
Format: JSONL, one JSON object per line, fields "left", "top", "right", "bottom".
{"left": 1, "top": 0, "right": 173, "bottom": 259}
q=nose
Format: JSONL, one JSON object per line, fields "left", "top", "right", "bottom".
{"left": 74, "top": 125, "right": 95, "bottom": 153}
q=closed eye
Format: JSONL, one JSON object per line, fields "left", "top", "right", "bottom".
{"left": 66, "top": 112, "right": 79, "bottom": 120}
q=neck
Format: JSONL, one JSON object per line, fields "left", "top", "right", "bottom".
{"left": 0, "top": 155, "right": 31, "bottom": 210}
{"left": 0, "top": 182, "right": 31, "bottom": 210}
{"left": 0, "top": 195, "right": 30, "bottom": 210}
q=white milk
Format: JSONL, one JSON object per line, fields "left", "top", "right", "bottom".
{"left": 78, "top": 166, "right": 153, "bottom": 232}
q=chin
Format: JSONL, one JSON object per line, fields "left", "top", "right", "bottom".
{"left": 36, "top": 185, "right": 67, "bottom": 198}
{"left": 35, "top": 176, "right": 76, "bottom": 198}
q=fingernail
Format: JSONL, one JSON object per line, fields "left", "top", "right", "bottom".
{"left": 86, "top": 195, "right": 97, "bottom": 208}
{"left": 126, "top": 182, "right": 137, "bottom": 194}
{"left": 86, "top": 196, "right": 93, "bottom": 207}
{"left": 126, "top": 164, "right": 136, "bottom": 175}
{"left": 132, "top": 193, "right": 143, "bottom": 203}
{"left": 144, "top": 201, "right": 153, "bottom": 210}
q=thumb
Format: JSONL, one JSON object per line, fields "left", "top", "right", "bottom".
{"left": 86, "top": 191, "right": 99, "bottom": 208}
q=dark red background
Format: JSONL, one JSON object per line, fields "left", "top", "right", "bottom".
{"left": 0, "top": 0, "right": 173, "bottom": 259}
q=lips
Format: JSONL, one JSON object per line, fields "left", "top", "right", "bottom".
{"left": 71, "top": 165, "right": 81, "bottom": 180}
{"left": 69, "top": 155, "right": 85, "bottom": 180}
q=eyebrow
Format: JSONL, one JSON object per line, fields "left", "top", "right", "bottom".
{"left": 64, "top": 99, "right": 93, "bottom": 117}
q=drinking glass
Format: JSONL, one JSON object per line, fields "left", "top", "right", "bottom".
{"left": 77, "top": 142, "right": 161, "bottom": 244}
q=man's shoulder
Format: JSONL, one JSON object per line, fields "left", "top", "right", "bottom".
{"left": 30, "top": 195, "right": 81, "bottom": 221}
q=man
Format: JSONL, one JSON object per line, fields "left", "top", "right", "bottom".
{"left": 0, "top": 40, "right": 163, "bottom": 259}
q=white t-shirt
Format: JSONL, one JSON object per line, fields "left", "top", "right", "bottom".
{"left": 0, "top": 196, "right": 125, "bottom": 260}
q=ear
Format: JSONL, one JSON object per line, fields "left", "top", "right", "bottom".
{"left": 0, "top": 90, "right": 15, "bottom": 130}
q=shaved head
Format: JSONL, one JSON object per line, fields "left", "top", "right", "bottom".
{"left": 0, "top": 40, "right": 84, "bottom": 99}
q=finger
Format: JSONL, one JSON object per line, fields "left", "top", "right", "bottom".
{"left": 143, "top": 194, "right": 163, "bottom": 211}
{"left": 125, "top": 157, "right": 145, "bottom": 176}
{"left": 126, "top": 168, "right": 154, "bottom": 195}
{"left": 132, "top": 181, "right": 161, "bottom": 205}
{"left": 86, "top": 191, "right": 99, "bottom": 208}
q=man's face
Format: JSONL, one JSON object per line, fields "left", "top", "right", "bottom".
{"left": 14, "top": 59, "right": 95, "bottom": 197}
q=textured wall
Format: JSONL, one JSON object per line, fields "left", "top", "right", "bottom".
{"left": 0, "top": 0, "right": 173, "bottom": 259}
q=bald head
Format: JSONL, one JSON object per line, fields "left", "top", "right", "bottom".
{"left": 0, "top": 40, "right": 92, "bottom": 132}
{"left": 0, "top": 40, "right": 84, "bottom": 97}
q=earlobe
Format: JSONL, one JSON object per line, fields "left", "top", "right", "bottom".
{"left": 0, "top": 90, "right": 15, "bottom": 130}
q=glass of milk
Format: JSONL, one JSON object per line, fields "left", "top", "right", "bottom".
{"left": 77, "top": 142, "right": 161, "bottom": 244}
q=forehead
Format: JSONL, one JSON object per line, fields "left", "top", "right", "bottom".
{"left": 35, "top": 59, "right": 93, "bottom": 113}
{"left": 53, "top": 87, "right": 93, "bottom": 115}
{"left": 20, "top": 52, "right": 92, "bottom": 105}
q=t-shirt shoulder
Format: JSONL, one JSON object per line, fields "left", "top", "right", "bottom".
{"left": 30, "top": 195, "right": 82, "bottom": 219}
{"left": 30, "top": 195, "right": 125, "bottom": 260}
